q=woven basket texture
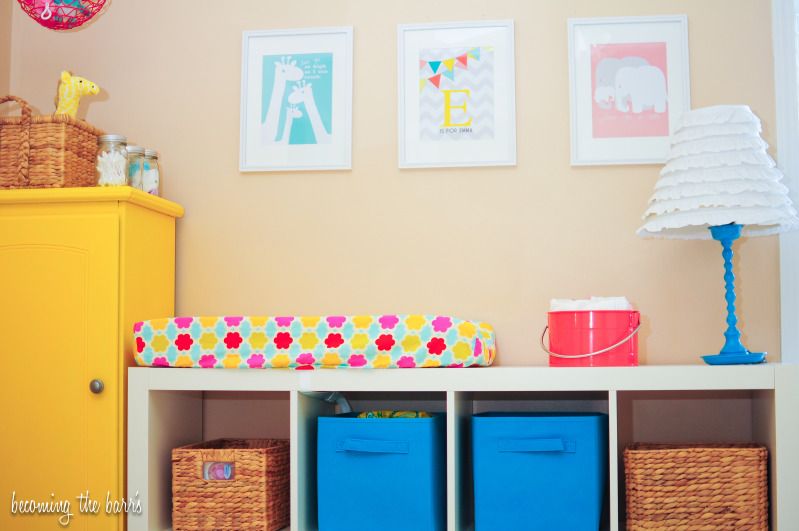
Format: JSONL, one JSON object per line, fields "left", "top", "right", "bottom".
{"left": 172, "top": 439, "right": 290, "bottom": 531}
{"left": 624, "top": 443, "right": 768, "bottom": 530}
{"left": 0, "top": 95, "right": 102, "bottom": 189}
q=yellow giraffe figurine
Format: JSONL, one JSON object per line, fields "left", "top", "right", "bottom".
{"left": 55, "top": 70, "right": 99, "bottom": 118}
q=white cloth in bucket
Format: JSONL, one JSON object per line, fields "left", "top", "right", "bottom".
{"left": 549, "top": 297, "right": 633, "bottom": 311}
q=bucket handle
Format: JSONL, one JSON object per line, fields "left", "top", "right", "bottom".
{"left": 540, "top": 324, "right": 641, "bottom": 359}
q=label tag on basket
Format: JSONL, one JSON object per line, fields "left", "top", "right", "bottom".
{"left": 203, "top": 462, "right": 234, "bottom": 480}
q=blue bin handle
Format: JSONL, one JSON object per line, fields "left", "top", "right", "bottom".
{"left": 336, "top": 438, "right": 410, "bottom": 454}
{"left": 498, "top": 438, "right": 576, "bottom": 453}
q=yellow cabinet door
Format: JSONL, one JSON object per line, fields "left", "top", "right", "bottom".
{"left": 0, "top": 211, "right": 120, "bottom": 531}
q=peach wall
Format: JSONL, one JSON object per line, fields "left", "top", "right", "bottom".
{"left": 7, "top": 0, "right": 780, "bottom": 365}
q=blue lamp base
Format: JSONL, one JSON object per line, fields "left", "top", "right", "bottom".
{"left": 702, "top": 351, "right": 766, "bottom": 365}
{"left": 702, "top": 223, "right": 767, "bottom": 366}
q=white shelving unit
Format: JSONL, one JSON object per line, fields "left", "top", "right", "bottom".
{"left": 128, "top": 364, "right": 799, "bottom": 531}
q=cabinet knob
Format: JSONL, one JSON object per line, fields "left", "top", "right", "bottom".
{"left": 89, "top": 379, "right": 104, "bottom": 394}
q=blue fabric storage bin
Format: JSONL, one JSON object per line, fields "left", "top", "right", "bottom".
{"left": 317, "top": 413, "right": 446, "bottom": 531}
{"left": 472, "top": 412, "right": 608, "bottom": 531}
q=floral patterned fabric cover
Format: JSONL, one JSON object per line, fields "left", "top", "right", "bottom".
{"left": 134, "top": 315, "right": 496, "bottom": 369}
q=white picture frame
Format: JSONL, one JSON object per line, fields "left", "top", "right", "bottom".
{"left": 568, "top": 15, "right": 690, "bottom": 166}
{"left": 240, "top": 27, "right": 353, "bottom": 172}
{"left": 398, "top": 20, "right": 516, "bottom": 168}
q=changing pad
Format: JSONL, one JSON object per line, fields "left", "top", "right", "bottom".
{"left": 134, "top": 315, "right": 496, "bottom": 369}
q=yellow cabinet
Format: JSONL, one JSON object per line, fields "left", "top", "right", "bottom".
{"left": 0, "top": 187, "right": 183, "bottom": 530}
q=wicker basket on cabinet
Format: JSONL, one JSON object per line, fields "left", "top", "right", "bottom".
{"left": 172, "top": 439, "right": 290, "bottom": 531}
{"left": 0, "top": 95, "right": 102, "bottom": 189}
{"left": 624, "top": 443, "right": 768, "bottom": 530}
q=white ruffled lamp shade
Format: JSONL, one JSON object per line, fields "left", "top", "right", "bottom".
{"left": 637, "top": 105, "right": 798, "bottom": 365}
{"left": 637, "top": 105, "right": 799, "bottom": 239}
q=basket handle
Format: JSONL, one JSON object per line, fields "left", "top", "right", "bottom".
{"left": 202, "top": 461, "right": 234, "bottom": 481}
{"left": 540, "top": 324, "right": 641, "bottom": 359}
{"left": 0, "top": 95, "right": 32, "bottom": 187}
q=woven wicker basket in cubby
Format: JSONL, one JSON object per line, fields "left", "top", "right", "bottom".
{"left": 624, "top": 443, "right": 768, "bottom": 530}
{"left": 172, "top": 438, "right": 290, "bottom": 531}
{"left": 0, "top": 95, "right": 102, "bottom": 189}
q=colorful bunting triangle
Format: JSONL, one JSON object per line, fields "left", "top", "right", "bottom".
{"left": 425, "top": 49, "right": 483, "bottom": 79}
{"left": 419, "top": 78, "right": 427, "bottom": 92}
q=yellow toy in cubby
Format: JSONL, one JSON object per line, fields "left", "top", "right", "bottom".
{"left": 55, "top": 70, "right": 99, "bottom": 118}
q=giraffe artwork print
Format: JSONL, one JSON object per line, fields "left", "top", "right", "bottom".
{"left": 261, "top": 54, "right": 334, "bottom": 145}
{"left": 240, "top": 27, "right": 352, "bottom": 171}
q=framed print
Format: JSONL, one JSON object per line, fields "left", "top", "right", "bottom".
{"left": 240, "top": 27, "right": 352, "bottom": 171}
{"left": 568, "top": 16, "right": 690, "bottom": 165}
{"left": 398, "top": 20, "right": 516, "bottom": 168}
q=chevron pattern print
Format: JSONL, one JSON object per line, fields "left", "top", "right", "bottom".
{"left": 419, "top": 47, "right": 494, "bottom": 141}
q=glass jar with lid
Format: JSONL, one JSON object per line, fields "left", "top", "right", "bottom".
{"left": 142, "top": 149, "right": 160, "bottom": 196}
{"left": 96, "top": 134, "right": 129, "bottom": 186}
{"left": 126, "top": 145, "right": 145, "bottom": 190}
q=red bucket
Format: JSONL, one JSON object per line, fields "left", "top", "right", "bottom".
{"left": 542, "top": 310, "right": 640, "bottom": 367}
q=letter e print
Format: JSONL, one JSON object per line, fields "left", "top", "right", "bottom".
{"left": 418, "top": 46, "right": 494, "bottom": 141}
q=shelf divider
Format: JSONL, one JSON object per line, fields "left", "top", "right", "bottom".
{"left": 608, "top": 390, "right": 620, "bottom": 531}
{"left": 774, "top": 365, "right": 799, "bottom": 528}
{"left": 447, "top": 391, "right": 474, "bottom": 531}
{"left": 291, "top": 390, "right": 335, "bottom": 531}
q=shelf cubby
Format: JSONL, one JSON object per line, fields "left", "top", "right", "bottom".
{"left": 450, "top": 391, "right": 611, "bottom": 531}
{"left": 615, "top": 389, "right": 776, "bottom": 527}
{"left": 293, "top": 390, "right": 446, "bottom": 530}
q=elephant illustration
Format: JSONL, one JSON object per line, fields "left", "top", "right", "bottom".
{"left": 593, "top": 56, "right": 648, "bottom": 109}
{"left": 613, "top": 65, "right": 667, "bottom": 114}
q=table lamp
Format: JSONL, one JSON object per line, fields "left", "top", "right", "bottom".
{"left": 638, "top": 105, "right": 799, "bottom": 365}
